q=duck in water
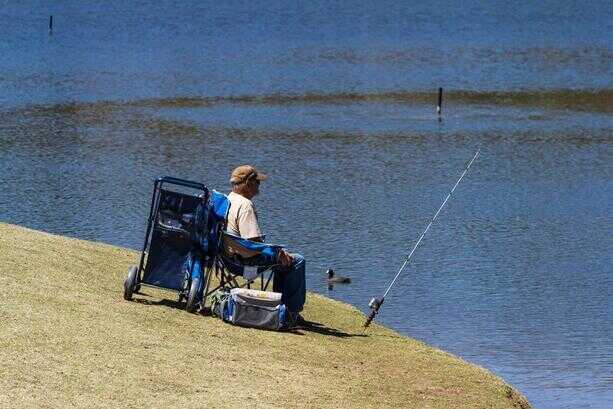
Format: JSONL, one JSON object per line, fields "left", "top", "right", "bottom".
{"left": 327, "top": 269, "right": 351, "bottom": 284}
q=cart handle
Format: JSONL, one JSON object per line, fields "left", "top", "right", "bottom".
{"left": 156, "top": 176, "right": 207, "bottom": 191}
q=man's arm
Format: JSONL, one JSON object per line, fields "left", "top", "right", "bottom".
{"left": 246, "top": 236, "right": 291, "bottom": 266}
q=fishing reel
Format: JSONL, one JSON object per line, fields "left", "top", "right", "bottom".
{"left": 363, "top": 297, "right": 384, "bottom": 329}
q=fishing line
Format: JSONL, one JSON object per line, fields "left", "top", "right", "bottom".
{"left": 363, "top": 149, "right": 481, "bottom": 329}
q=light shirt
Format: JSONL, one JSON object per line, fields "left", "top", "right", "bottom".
{"left": 226, "top": 191, "right": 262, "bottom": 240}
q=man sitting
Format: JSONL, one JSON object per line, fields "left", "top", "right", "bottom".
{"left": 225, "top": 164, "right": 306, "bottom": 326}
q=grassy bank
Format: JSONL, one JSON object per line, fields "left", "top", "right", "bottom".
{"left": 0, "top": 223, "right": 530, "bottom": 408}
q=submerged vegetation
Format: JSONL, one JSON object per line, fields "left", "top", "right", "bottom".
{"left": 2, "top": 88, "right": 611, "bottom": 118}
{"left": 0, "top": 223, "right": 530, "bottom": 408}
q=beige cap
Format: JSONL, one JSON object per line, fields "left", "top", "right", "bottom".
{"left": 230, "top": 165, "right": 268, "bottom": 184}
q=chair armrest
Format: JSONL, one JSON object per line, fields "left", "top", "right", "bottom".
{"left": 221, "top": 231, "right": 284, "bottom": 263}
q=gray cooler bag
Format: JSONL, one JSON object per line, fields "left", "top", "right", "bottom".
{"left": 222, "top": 288, "right": 287, "bottom": 331}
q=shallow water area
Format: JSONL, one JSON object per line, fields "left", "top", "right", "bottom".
{"left": 150, "top": 97, "right": 613, "bottom": 136}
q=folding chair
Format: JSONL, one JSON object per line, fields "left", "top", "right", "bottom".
{"left": 199, "top": 191, "right": 283, "bottom": 310}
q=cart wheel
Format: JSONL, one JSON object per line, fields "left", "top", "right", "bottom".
{"left": 178, "top": 267, "right": 190, "bottom": 304}
{"left": 123, "top": 265, "right": 138, "bottom": 301}
{"left": 185, "top": 276, "right": 201, "bottom": 313}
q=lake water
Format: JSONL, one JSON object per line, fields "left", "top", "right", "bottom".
{"left": 0, "top": 2, "right": 612, "bottom": 408}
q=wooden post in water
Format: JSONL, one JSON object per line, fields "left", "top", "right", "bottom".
{"left": 49, "top": 15, "right": 53, "bottom": 34}
{"left": 437, "top": 87, "right": 443, "bottom": 120}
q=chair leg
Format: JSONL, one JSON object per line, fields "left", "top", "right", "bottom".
{"left": 263, "top": 270, "right": 274, "bottom": 291}
{"left": 201, "top": 264, "right": 213, "bottom": 309}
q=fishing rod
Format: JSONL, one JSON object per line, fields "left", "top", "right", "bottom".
{"left": 363, "top": 149, "right": 481, "bottom": 329}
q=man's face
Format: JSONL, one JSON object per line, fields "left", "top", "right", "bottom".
{"left": 246, "top": 179, "right": 260, "bottom": 198}
{"left": 252, "top": 179, "right": 261, "bottom": 196}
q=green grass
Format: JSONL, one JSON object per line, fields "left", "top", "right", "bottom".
{"left": 0, "top": 222, "right": 531, "bottom": 408}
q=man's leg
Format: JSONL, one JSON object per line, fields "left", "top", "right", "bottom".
{"left": 273, "top": 253, "right": 306, "bottom": 315}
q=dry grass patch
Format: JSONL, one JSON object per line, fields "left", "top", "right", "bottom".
{"left": 0, "top": 223, "right": 531, "bottom": 408}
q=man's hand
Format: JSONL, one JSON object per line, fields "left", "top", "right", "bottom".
{"left": 278, "top": 249, "right": 293, "bottom": 267}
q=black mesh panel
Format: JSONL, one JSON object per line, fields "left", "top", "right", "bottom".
{"left": 141, "top": 189, "right": 204, "bottom": 290}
